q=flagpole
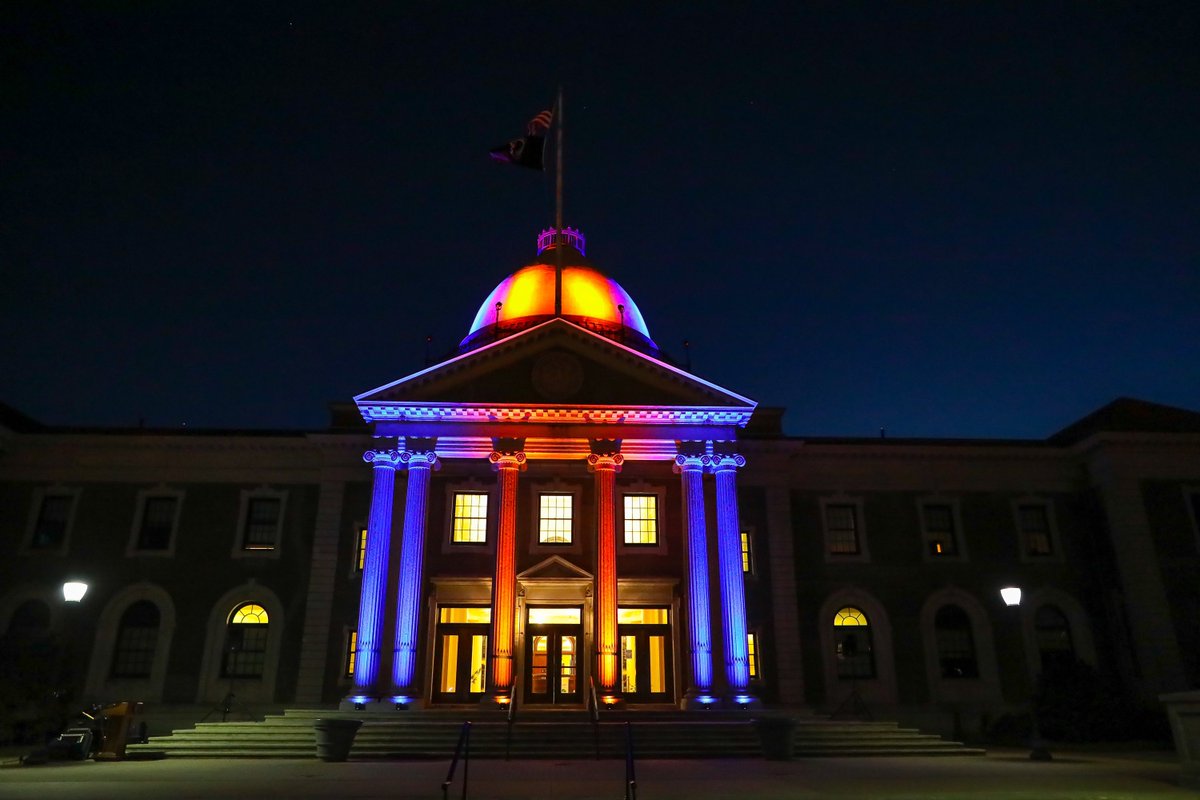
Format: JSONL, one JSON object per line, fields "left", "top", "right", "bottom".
{"left": 554, "top": 86, "right": 564, "bottom": 318}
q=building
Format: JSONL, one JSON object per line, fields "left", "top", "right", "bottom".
{"left": 2, "top": 227, "right": 1198, "bottom": 741}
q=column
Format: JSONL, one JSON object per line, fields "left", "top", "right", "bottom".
{"left": 350, "top": 448, "right": 401, "bottom": 700}
{"left": 391, "top": 449, "right": 438, "bottom": 699}
{"left": 675, "top": 452, "right": 714, "bottom": 704}
{"left": 489, "top": 448, "right": 526, "bottom": 701}
{"left": 712, "top": 452, "right": 753, "bottom": 702}
{"left": 588, "top": 451, "right": 624, "bottom": 699}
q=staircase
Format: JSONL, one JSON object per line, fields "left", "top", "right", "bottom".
{"left": 127, "top": 707, "right": 984, "bottom": 760}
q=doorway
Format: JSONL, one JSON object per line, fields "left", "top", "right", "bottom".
{"left": 432, "top": 607, "right": 490, "bottom": 704}
{"left": 524, "top": 607, "right": 582, "bottom": 705}
{"left": 618, "top": 607, "right": 673, "bottom": 703}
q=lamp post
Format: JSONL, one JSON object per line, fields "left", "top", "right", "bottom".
{"left": 59, "top": 581, "right": 89, "bottom": 698}
{"left": 1000, "top": 586, "right": 1052, "bottom": 761}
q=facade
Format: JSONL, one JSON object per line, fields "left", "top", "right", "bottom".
{"left": 2, "top": 228, "right": 1199, "bottom": 739}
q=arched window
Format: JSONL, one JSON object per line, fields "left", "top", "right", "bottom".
{"left": 934, "top": 604, "right": 979, "bottom": 678}
{"left": 833, "top": 606, "right": 875, "bottom": 679}
{"left": 110, "top": 601, "right": 160, "bottom": 679}
{"left": 221, "top": 603, "right": 270, "bottom": 679}
{"left": 1035, "top": 605, "right": 1075, "bottom": 671}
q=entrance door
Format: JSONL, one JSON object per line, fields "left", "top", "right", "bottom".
{"left": 525, "top": 607, "right": 582, "bottom": 705}
{"left": 618, "top": 608, "right": 673, "bottom": 703}
{"left": 433, "top": 607, "right": 490, "bottom": 704}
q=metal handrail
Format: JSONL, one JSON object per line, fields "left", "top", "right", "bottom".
{"left": 588, "top": 676, "right": 601, "bottom": 758}
{"left": 623, "top": 721, "right": 637, "bottom": 800}
{"left": 441, "top": 721, "right": 471, "bottom": 800}
{"left": 504, "top": 683, "right": 517, "bottom": 760}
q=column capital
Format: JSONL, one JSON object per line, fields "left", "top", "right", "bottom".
{"left": 710, "top": 453, "right": 747, "bottom": 472}
{"left": 673, "top": 453, "right": 712, "bottom": 474}
{"left": 364, "top": 449, "right": 403, "bottom": 467}
{"left": 398, "top": 450, "right": 439, "bottom": 470}
{"left": 489, "top": 450, "right": 527, "bottom": 471}
{"left": 587, "top": 453, "right": 624, "bottom": 473}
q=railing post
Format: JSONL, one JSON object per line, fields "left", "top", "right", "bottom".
{"left": 624, "top": 721, "right": 637, "bottom": 800}
{"left": 441, "top": 721, "right": 472, "bottom": 800}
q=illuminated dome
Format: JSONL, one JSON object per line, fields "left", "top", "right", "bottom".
{"left": 461, "top": 228, "right": 656, "bottom": 353}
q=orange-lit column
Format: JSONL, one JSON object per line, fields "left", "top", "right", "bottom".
{"left": 489, "top": 448, "right": 526, "bottom": 702}
{"left": 588, "top": 451, "right": 624, "bottom": 699}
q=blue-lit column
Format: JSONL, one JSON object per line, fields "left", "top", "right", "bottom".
{"left": 391, "top": 449, "right": 439, "bottom": 702}
{"left": 712, "top": 452, "right": 755, "bottom": 705}
{"left": 350, "top": 448, "right": 401, "bottom": 703}
{"left": 675, "top": 452, "right": 714, "bottom": 706}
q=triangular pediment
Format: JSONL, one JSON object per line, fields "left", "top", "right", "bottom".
{"left": 356, "top": 318, "right": 754, "bottom": 412}
{"left": 517, "top": 555, "right": 593, "bottom": 581}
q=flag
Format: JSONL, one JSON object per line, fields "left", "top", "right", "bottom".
{"left": 489, "top": 108, "right": 553, "bottom": 170}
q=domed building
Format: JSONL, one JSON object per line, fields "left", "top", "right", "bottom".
{"left": 1, "top": 226, "right": 1197, "bottom": 751}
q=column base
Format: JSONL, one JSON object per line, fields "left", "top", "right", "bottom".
{"left": 682, "top": 689, "right": 721, "bottom": 710}
{"left": 338, "top": 694, "right": 424, "bottom": 712}
{"left": 724, "top": 692, "right": 762, "bottom": 710}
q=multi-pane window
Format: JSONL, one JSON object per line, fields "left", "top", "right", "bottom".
{"left": 740, "top": 531, "right": 754, "bottom": 573}
{"left": 922, "top": 504, "right": 958, "bottom": 556}
{"left": 1035, "top": 605, "right": 1075, "bottom": 671}
{"left": 826, "top": 504, "right": 860, "bottom": 555}
{"left": 934, "top": 605, "right": 979, "bottom": 678}
{"left": 1017, "top": 504, "right": 1053, "bottom": 557}
{"left": 746, "top": 632, "right": 760, "bottom": 679}
{"left": 31, "top": 494, "right": 73, "bottom": 550}
{"left": 137, "top": 496, "right": 178, "bottom": 551}
{"left": 110, "top": 601, "right": 160, "bottom": 679}
{"left": 833, "top": 606, "right": 875, "bottom": 679}
{"left": 221, "top": 603, "right": 270, "bottom": 678}
{"left": 538, "top": 494, "right": 573, "bottom": 544}
{"left": 451, "top": 493, "right": 489, "bottom": 543}
{"left": 355, "top": 527, "right": 368, "bottom": 571}
{"left": 242, "top": 498, "right": 281, "bottom": 550}
{"left": 346, "top": 630, "right": 357, "bottom": 678}
{"left": 623, "top": 495, "right": 658, "bottom": 545}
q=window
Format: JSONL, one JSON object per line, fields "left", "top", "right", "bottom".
{"left": 136, "top": 496, "right": 179, "bottom": 551}
{"left": 747, "top": 632, "right": 760, "bottom": 680}
{"left": 1017, "top": 503, "right": 1053, "bottom": 557}
{"left": 933, "top": 605, "right": 978, "bottom": 679}
{"left": 242, "top": 497, "right": 281, "bottom": 550}
{"left": 833, "top": 607, "right": 875, "bottom": 679}
{"left": 1035, "top": 605, "right": 1075, "bottom": 671}
{"left": 451, "top": 492, "right": 489, "bottom": 544}
{"left": 825, "top": 504, "right": 860, "bottom": 555}
{"left": 355, "top": 526, "right": 368, "bottom": 572}
{"left": 30, "top": 492, "right": 75, "bottom": 551}
{"left": 740, "top": 530, "right": 755, "bottom": 574}
{"left": 345, "top": 630, "right": 357, "bottom": 678}
{"left": 221, "top": 603, "right": 269, "bottom": 678}
{"left": 110, "top": 601, "right": 160, "bottom": 679}
{"left": 623, "top": 495, "right": 658, "bottom": 545}
{"left": 921, "top": 503, "right": 960, "bottom": 557}
{"left": 538, "top": 494, "right": 573, "bottom": 544}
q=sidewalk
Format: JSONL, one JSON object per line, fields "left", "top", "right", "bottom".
{"left": 0, "top": 749, "right": 1191, "bottom": 800}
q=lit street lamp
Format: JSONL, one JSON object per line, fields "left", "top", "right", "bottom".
{"left": 1001, "top": 586, "right": 1052, "bottom": 761}
{"left": 63, "top": 581, "right": 89, "bottom": 603}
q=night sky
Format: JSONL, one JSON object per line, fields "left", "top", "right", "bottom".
{"left": 4, "top": 3, "right": 1198, "bottom": 438}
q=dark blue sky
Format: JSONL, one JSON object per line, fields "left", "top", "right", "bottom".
{"left": 4, "top": 3, "right": 1198, "bottom": 438}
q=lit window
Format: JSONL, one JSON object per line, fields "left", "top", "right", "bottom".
{"left": 242, "top": 498, "right": 281, "bottom": 550}
{"left": 137, "top": 496, "right": 179, "bottom": 551}
{"left": 922, "top": 504, "right": 958, "bottom": 557}
{"left": 934, "top": 605, "right": 978, "bottom": 679}
{"left": 617, "top": 608, "right": 668, "bottom": 624}
{"left": 222, "top": 603, "right": 269, "bottom": 678}
{"left": 740, "top": 531, "right": 754, "bottom": 573}
{"left": 623, "top": 495, "right": 658, "bottom": 545}
{"left": 825, "top": 504, "right": 860, "bottom": 555}
{"left": 538, "top": 494, "right": 573, "bottom": 544}
{"left": 346, "top": 630, "right": 357, "bottom": 678}
{"left": 452, "top": 493, "right": 488, "bottom": 544}
{"left": 31, "top": 494, "right": 74, "bottom": 550}
{"left": 355, "top": 526, "right": 368, "bottom": 571}
{"left": 1017, "top": 504, "right": 1053, "bottom": 557}
{"left": 439, "top": 607, "right": 492, "bottom": 624}
{"left": 110, "top": 601, "right": 160, "bottom": 679}
{"left": 833, "top": 606, "right": 875, "bottom": 679}
{"left": 747, "top": 632, "right": 760, "bottom": 679}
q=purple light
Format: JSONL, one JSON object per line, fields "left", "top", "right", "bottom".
{"left": 392, "top": 450, "right": 438, "bottom": 694}
{"left": 353, "top": 449, "right": 402, "bottom": 696}
{"left": 713, "top": 453, "right": 752, "bottom": 693}
{"left": 677, "top": 453, "right": 713, "bottom": 695}
{"left": 537, "top": 227, "right": 586, "bottom": 255}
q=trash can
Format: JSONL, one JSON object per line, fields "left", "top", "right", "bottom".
{"left": 754, "top": 715, "right": 797, "bottom": 760}
{"left": 96, "top": 701, "right": 143, "bottom": 761}
{"left": 314, "top": 718, "right": 363, "bottom": 762}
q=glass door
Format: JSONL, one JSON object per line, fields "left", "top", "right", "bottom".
{"left": 524, "top": 607, "right": 582, "bottom": 705}
{"left": 432, "top": 607, "right": 490, "bottom": 704}
{"left": 618, "top": 608, "right": 673, "bottom": 703}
